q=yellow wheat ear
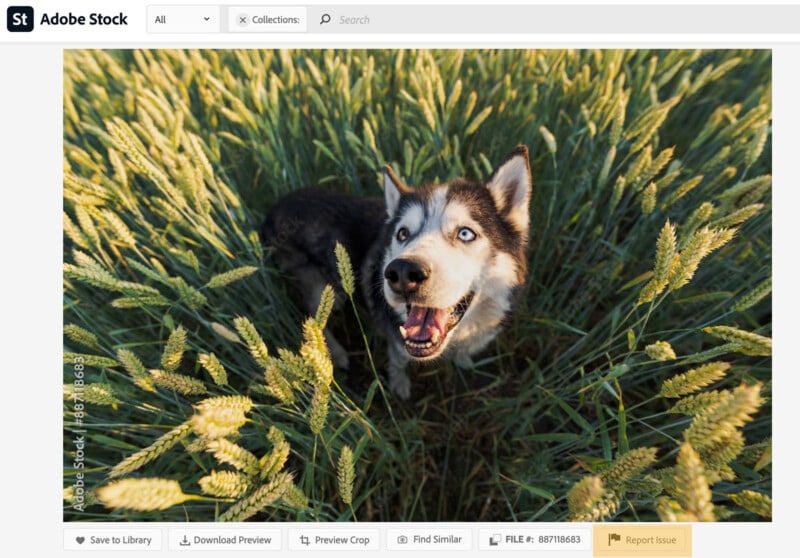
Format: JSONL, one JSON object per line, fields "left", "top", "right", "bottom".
{"left": 198, "top": 352, "right": 228, "bottom": 386}
{"left": 730, "top": 489, "right": 772, "bottom": 519}
{"left": 199, "top": 470, "right": 250, "bottom": 498}
{"left": 219, "top": 472, "right": 293, "bottom": 522}
{"left": 160, "top": 326, "right": 187, "bottom": 372}
{"left": 638, "top": 221, "right": 676, "bottom": 305}
{"left": 660, "top": 362, "right": 731, "bottom": 398}
{"left": 109, "top": 423, "right": 192, "bottom": 478}
{"left": 335, "top": 242, "right": 355, "bottom": 296}
{"left": 645, "top": 341, "right": 677, "bottom": 361}
{"left": 566, "top": 475, "right": 619, "bottom": 522}
{"left": 97, "top": 478, "right": 192, "bottom": 511}
{"left": 234, "top": 316, "right": 270, "bottom": 368}
{"left": 206, "top": 438, "right": 260, "bottom": 476}
{"left": 674, "top": 443, "right": 714, "bottom": 521}
{"left": 600, "top": 447, "right": 658, "bottom": 489}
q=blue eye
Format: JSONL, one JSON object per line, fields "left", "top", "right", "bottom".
{"left": 458, "top": 227, "right": 476, "bottom": 242}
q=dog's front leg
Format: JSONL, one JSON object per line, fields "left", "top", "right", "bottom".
{"left": 387, "top": 340, "right": 412, "bottom": 399}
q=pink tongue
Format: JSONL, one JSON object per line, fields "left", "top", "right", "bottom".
{"left": 403, "top": 306, "right": 450, "bottom": 341}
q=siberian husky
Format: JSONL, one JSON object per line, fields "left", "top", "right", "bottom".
{"left": 262, "top": 146, "right": 531, "bottom": 399}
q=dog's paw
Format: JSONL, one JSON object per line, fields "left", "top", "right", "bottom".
{"left": 389, "top": 372, "right": 411, "bottom": 400}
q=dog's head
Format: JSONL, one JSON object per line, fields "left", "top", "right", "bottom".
{"left": 381, "top": 146, "right": 532, "bottom": 360}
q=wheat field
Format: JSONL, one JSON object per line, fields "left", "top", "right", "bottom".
{"left": 63, "top": 49, "right": 771, "bottom": 522}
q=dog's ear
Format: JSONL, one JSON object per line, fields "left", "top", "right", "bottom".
{"left": 486, "top": 145, "right": 532, "bottom": 236}
{"left": 383, "top": 165, "right": 410, "bottom": 217}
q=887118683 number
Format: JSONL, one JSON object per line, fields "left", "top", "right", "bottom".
{"left": 539, "top": 535, "right": 582, "bottom": 545}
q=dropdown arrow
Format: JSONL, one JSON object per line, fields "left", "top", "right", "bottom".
{"left": 204, "top": 16, "right": 210, "bottom": 21}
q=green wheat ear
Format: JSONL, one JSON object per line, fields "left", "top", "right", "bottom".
{"left": 732, "top": 278, "right": 771, "bottom": 312}
{"left": 97, "top": 478, "right": 192, "bottom": 511}
{"left": 64, "top": 324, "right": 101, "bottom": 351}
{"left": 337, "top": 445, "right": 356, "bottom": 506}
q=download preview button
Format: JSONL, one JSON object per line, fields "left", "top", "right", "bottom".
{"left": 593, "top": 525, "right": 691, "bottom": 556}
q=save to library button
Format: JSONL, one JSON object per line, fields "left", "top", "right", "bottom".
{"left": 593, "top": 525, "right": 692, "bottom": 557}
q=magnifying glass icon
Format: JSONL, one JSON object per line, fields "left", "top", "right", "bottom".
{"left": 320, "top": 13, "right": 331, "bottom": 25}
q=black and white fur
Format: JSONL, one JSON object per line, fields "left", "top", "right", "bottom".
{"left": 262, "top": 146, "right": 532, "bottom": 399}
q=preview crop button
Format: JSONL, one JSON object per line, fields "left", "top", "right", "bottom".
{"left": 593, "top": 525, "right": 691, "bottom": 556}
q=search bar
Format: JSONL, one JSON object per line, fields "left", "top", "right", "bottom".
{"left": 223, "top": 4, "right": 800, "bottom": 34}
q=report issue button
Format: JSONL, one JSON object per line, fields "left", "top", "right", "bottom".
{"left": 593, "top": 525, "right": 692, "bottom": 557}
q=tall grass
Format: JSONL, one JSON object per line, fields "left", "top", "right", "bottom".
{"left": 63, "top": 49, "right": 771, "bottom": 522}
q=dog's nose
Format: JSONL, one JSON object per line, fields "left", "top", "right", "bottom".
{"left": 384, "top": 258, "right": 429, "bottom": 295}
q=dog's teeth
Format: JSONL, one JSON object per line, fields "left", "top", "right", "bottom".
{"left": 399, "top": 326, "right": 407, "bottom": 338}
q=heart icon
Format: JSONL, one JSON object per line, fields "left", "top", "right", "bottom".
{"left": 76, "top": 536, "right": 85, "bottom": 544}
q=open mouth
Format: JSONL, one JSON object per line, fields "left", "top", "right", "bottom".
{"left": 398, "top": 292, "right": 474, "bottom": 358}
